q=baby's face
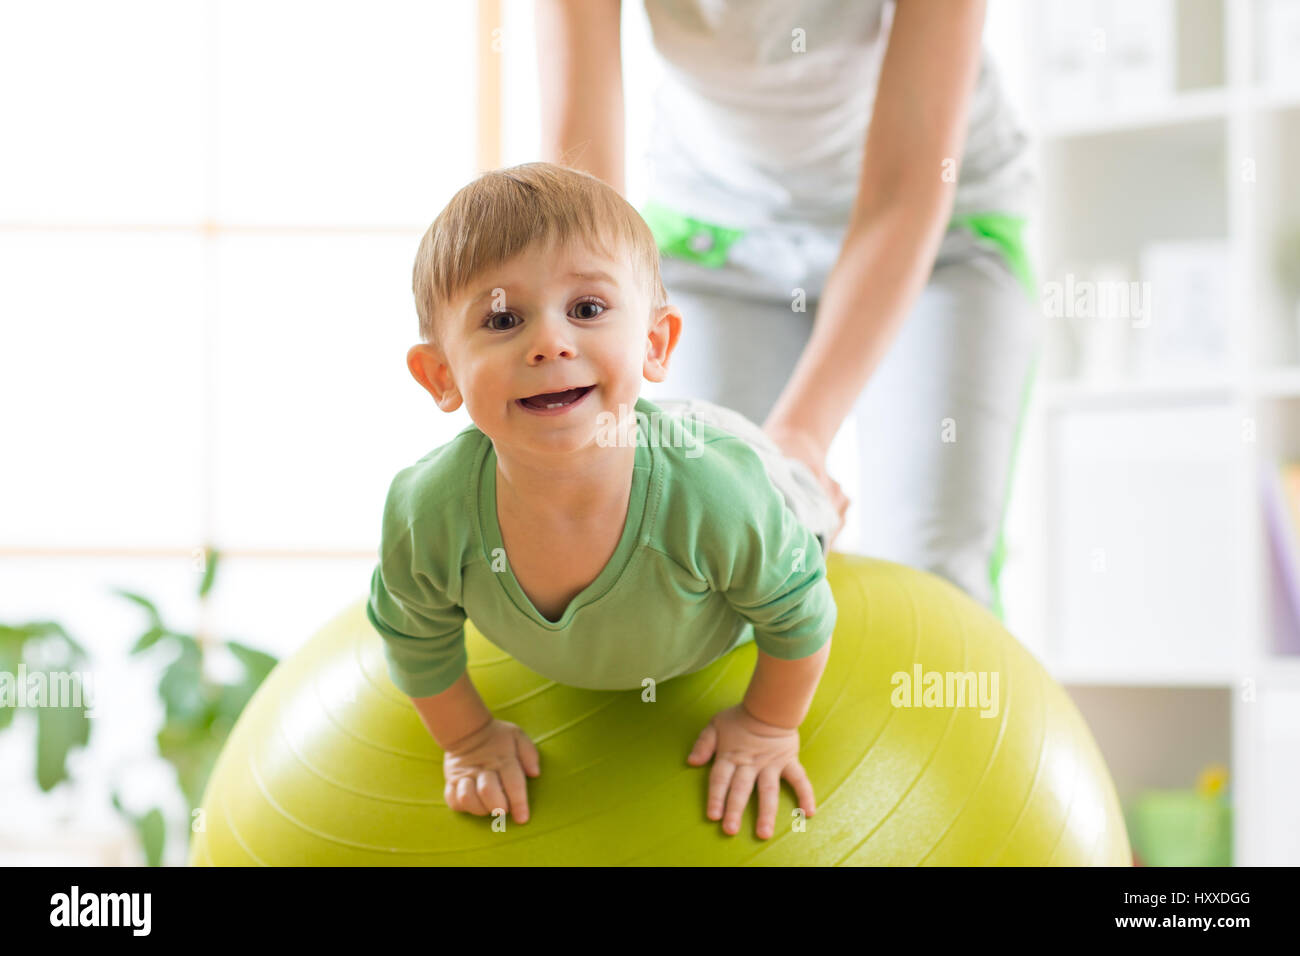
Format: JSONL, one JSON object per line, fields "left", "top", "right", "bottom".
{"left": 411, "top": 236, "right": 678, "bottom": 457}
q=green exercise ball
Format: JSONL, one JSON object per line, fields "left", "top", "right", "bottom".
{"left": 189, "top": 552, "right": 1131, "bottom": 865}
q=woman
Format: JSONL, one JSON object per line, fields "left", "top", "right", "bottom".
{"left": 536, "top": 0, "right": 1039, "bottom": 621}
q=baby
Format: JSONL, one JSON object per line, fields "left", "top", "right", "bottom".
{"left": 366, "top": 162, "right": 840, "bottom": 841}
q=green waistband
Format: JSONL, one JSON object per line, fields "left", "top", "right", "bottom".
{"left": 949, "top": 212, "right": 1038, "bottom": 300}
{"left": 638, "top": 199, "right": 1037, "bottom": 300}
{"left": 638, "top": 199, "right": 745, "bottom": 269}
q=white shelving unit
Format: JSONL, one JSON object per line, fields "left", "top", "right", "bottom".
{"left": 1014, "top": 0, "right": 1300, "bottom": 865}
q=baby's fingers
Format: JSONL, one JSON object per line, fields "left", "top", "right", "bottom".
{"left": 706, "top": 758, "right": 734, "bottom": 822}
{"left": 722, "top": 764, "right": 758, "bottom": 836}
{"left": 455, "top": 775, "right": 488, "bottom": 815}
{"left": 514, "top": 730, "right": 542, "bottom": 778}
{"left": 499, "top": 759, "right": 532, "bottom": 825}
{"left": 687, "top": 723, "right": 718, "bottom": 766}
{"left": 782, "top": 761, "right": 816, "bottom": 816}
{"left": 756, "top": 767, "right": 781, "bottom": 839}
{"left": 476, "top": 770, "right": 509, "bottom": 820}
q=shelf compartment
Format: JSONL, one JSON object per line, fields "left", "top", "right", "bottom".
{"left": 1047, "top": 402, "right": 1247, "bottom": 671}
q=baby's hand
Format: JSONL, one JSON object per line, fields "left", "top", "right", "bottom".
{"left": 442, "top": 718, "right": 541, "bottom": 825}
{"left": 686, "top": 703, "right": 816, "bottom": 840}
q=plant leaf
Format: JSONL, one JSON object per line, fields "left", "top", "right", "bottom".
{"left": 171, "top": 632, "right": 203, "bottom": 662}
{"left": 0, "top": 624, "right": 32, "bottom": 655}
{"left": 114, "top": 590, "right": 163, "bottom": 630}
{"left": 215, "top": 680, "right": 259, "bottom": 724}
{"left": 129, "top": 626, "right": 167, "bottom": 654}
{"left": 0, "top": 693, "right": 15, "bottom": 733}
{"left": 109, "top": 791, "right": 168, "bottom": 868}
{"left": 227, "top": 641, "right": 278, "bottom": 687}
{"left": 158, "top": 715, "right": 225, "bottom": 811}
{"left": 33, "top": 620, "right": 88, "bottom": 659}
{"left": 198, "top": 547, "right": 220, "bottom": 598}
{"left": 7, "top": 620, "right": 88, "bottom": 661}
{"left": 158, "top": 652, "right": 206, "bottom": 722}
{"left": 34, "top": 703, "right": 92, "bottom": 792}
{"left": 0, "top": 636, "right": 19, "bottom": 730}
{"left": 135, "top": 807, "right": 167, "bottom": 867}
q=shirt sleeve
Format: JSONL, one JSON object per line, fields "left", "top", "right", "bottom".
{"left": 366, "top": 522, "right": 469, "bottom": 699}
{"left": 701, "top": 440, "right": 838, "bottom": 660}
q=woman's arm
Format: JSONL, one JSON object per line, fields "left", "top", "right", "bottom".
{"left": 534, "top": 0, "right": 626, "bottom": 195}
{"left": 763, "top": 0, "right": 988, "bottom": 455}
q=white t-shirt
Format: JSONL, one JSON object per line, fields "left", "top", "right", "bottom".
{"left": 640, "top": 0, "right": 1037, "bottom": 229}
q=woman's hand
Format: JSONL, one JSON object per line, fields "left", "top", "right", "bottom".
{"left": 686, "top": 703, "right": 816, "bottom": 840}
{"left": 763, "top": 421, "right": 850, "bottom": 550}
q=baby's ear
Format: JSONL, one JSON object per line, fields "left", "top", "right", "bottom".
{"left": 643, "top": 305, "right": 683, "bottom": 383}
{"left": 406, "top": 344, "right": 461, "bottom": 411}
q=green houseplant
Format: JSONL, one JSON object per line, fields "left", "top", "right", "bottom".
{"left": 0, "top": 547, "right": 278, "bottom": 865}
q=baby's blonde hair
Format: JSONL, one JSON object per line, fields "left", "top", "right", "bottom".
{"left": 412, "top": 162, "right": 668, "bottom": 347}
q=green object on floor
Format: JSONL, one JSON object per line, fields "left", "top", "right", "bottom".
{"left": 1127, "top": 790, "right": 1232, "bottom": 866}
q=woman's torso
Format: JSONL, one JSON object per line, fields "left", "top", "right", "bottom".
{"left": 640, "top": 0, "right": 1036, "bottom": 230}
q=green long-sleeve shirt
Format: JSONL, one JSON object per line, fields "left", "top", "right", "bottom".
{"left": 366, "top": 395, "right": 837, "bottom": 698}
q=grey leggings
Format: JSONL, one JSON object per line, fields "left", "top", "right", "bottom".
{"left": 642, "top": 221, "right": 1042, "bottom": 619}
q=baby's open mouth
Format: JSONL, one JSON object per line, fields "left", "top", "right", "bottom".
{"left": 516, "top": 384, "right": 594, "bottom": 410}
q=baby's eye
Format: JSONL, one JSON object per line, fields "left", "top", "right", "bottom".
{"left": 573, "top": 298, "right": 605, "bottom": 319}
{"left": 484, "top": 299, "right": 604, "bottom": 330}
